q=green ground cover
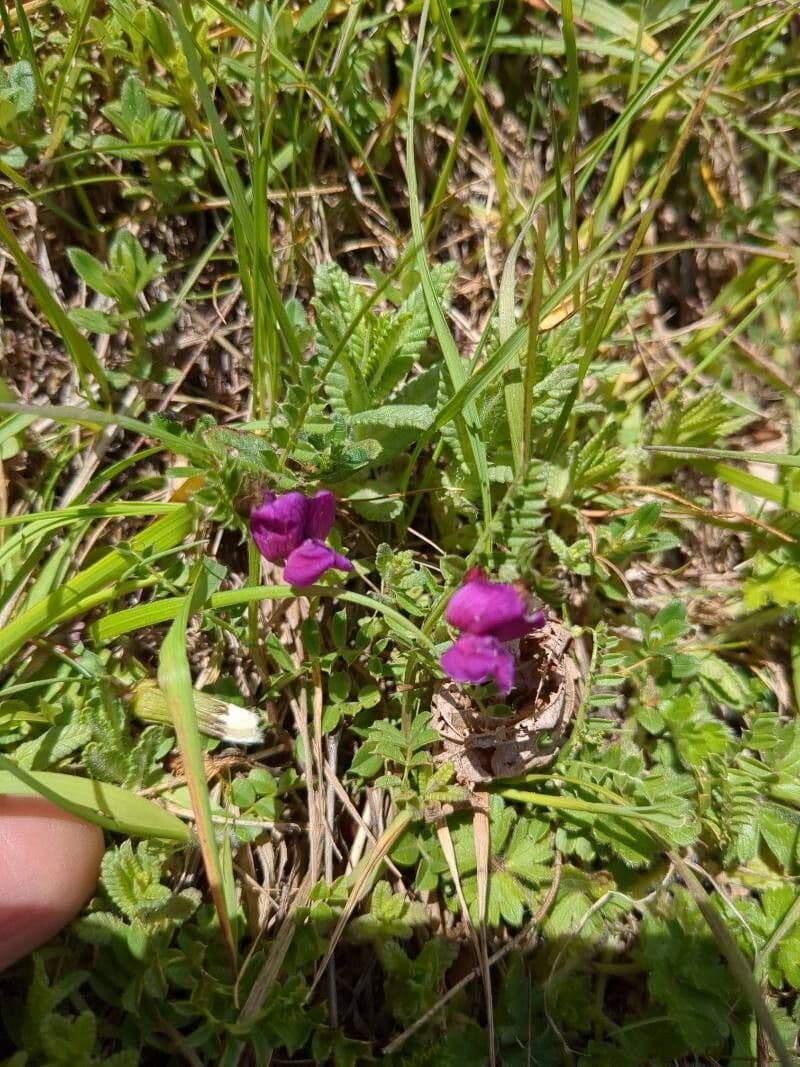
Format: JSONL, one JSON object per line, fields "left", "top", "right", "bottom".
{"left": 1, "top": 1, "right": 799, "bottom": 1063}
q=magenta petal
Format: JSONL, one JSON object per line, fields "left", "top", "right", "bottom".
{"left": 283, "top": 540, "right": 351, "bottom": 586}
{"left": 304, "top": 489, "right": 337, "bottom": 541}
{"left": 440, "top": 633, "right": 517, "bottom": 694}
{"left": 283, "top": 541, "right": 334, "bottom": 585}
{"left": 328, "top": 549, "right": 353, "bottom": 574}
{"left": 445, "top": 573, "right": 531, "bottom": 639}
{"left": 491, "top": 645, "right": 516, "bottom": 693}
{"left": 492, "top": 608, "right": 546, "bottom": 642}
{"left": 250, "top": 491, "right": 308, "bottom": 562}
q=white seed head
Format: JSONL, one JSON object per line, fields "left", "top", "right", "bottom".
{"left": 215, "top": 703, "right": 265, "bottom": 745}
{"left": 132, "top": 681, "right": 265, "bottom": 746}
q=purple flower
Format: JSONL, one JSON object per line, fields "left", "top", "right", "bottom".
{"left": 283, "top": 540, "right": 352, "bottom": 586}
{"left": 440, "top": 569, "right": 544, "bottom": 694}
{"left": 250, "top": 489, "right": 352, "bottom": 587}
{"left": 440, "top": 633, "right": 516, "bottom": 694}
{"left": 445, "top": 568, "right": 543, "bottom": 641}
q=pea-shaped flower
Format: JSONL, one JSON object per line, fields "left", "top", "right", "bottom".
{"left": 440, "top": 569, "right": 544, "bottom": 694}
{"left": 250, "top": 489, "right": 352, "bottom": 587}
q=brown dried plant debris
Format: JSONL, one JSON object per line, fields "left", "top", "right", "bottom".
{"left": 431, "top": 618, "right": 580, "bottom": 787}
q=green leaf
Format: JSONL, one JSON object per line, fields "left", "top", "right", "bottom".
{"left": 696, "top": 654, "right": 753, "bottom": 711}
{"left": 261, "top": 977, "right": 317, "bottom": 1054}
{"left": 100, "top": 839, "right": 165, "bottom": 921}
{"left": 143, "top": 301, "right": 178, "bottom": 333}
{"left": 67, "top": 247, "right": 116, "bottom": 298}
{"left": 348, "top": 881, "right": 429, "bottom": 943}
{"left": 295, "top": 0, "right": 329, "bottom": 34}
{"left": 379, "top": 938, "right": 458, "bottom": 1027}
{"left": 760, "top": 803, "right": 799, "bottom": 870}
{"left": 348, "top": 483, "right": 404, "bottom": 522}
{"left": 636, "top": 903, "right": 732, "bottom": 1052}
{"left": 743, "top": 551, "right": 800, "bottom": 609}
{"left": 348, "top": 404, "right": 435, "bottom": 431}
{"left": 313, "top": 264, "right": 373, "bottom": 414}
{"left": 659, "top": 689, "right": 732, "bottom": 769}
{"left": 40, "top": 1011, "right": 96, "bottom": 1062}
{"left": 652, "top": 387, "right": 752, "bottom": 451}
{"left": 109, "top": 229, "right": 164, "bottom": 299}
{"left": 1, "top": 60, "right": 35, "bottom": 119}
{"left": 14, "top": 709, "right": 91, "bottom": 770}
{"left": 0, "top": 760, "right": 190, "bottom": 841}
{"left": 120, "top": 73, "right": 150, "bottom": 126}
{"left": 68, "top": 307, "right": 119, "bottom": 334}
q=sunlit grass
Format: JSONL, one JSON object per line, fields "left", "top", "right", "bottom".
{"left": 0, "top": 1, "right": 798, "bottom": 1063}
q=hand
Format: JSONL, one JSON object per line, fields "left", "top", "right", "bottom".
{"left": 0, "top": 796, "right": 104, "bottom": 971}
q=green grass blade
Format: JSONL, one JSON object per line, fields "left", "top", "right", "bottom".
{"left": 0, "top": 506, "right": 194, "bottom": 667}
{"left": 499, "top": 788, "right": 683, "bottom": 828}
{"left": 436, "top": 1, "right": 509, "bottom": 223}
{"left": 426, "top": 0, "right": 505, "bottom": 237}
{"left": 0, "top": 502, "right": 183, "bottom": 529}
{"left": 664, "top": 272, "right": 792, "bottom": 403}
{"left": 250, "top": 1, "right": 275, "bottom": 419}
{"left": 549, "top": 0, "right": 664, "bottom": 61}
{"left": 561, "top": 0, "right": 580, "bottom": 144}
{"left": 406, "top": 0, "right": 492, "bottom": 523}
{"left": 571, "top": 0, "right": 725, "bottom": 208}
{"left": 0, "top": 3, "right": 17, "bottom": 57}
{"left": 713, "top": 465, "right": 800, "bottom": 515}
{"left": 91, "top": 585, "right": 436, "bottom": 654}
{"left": 200, "top": 0, "right": 397, "bottom": 232}
{"left": 646, "top": 446, "right": 800, "bottom": 469}
{"left": 0, "top": 401, "right": 209, "bottom": 463}
{"left": 423, "top": 206, "right": 642, "bottom": 443}
{"left": 0, "top": 212, "right": 111, "bottom": 403}
{"left": 544, "top": 49, "right": 726, "bottom": 458}
{"left": 161, "top": 0, "right": 301, "bottom": 369}
{"left": 160, "top": 1, "right": 252, "bottom": 272}
{"left": 157, "top": 557, "right": 237, "bottom": 966}
{"left": 522, "top": 214, "right": 548, "bottom": 467}
{"left": 0, "top": 758, "right": 190, "bottom": 842}
{"left": 498, "top": 209, "right": 539, "bottom": 472}
{"left": 46, "top": 0, "right": 94, "bottom": 158}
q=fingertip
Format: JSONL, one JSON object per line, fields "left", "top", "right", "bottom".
{"left": 0, "top": 796, "right": 104, "bottom": 971}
